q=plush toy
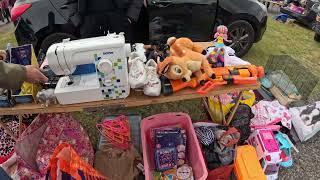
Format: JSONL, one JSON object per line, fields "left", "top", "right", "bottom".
{"left": 157, "top": 37, "right": 214, "bottom": 84}
{"left": 0, "top": 50, "right": 6, "bottom": 61}
{"left": 36, "top": 89, "right": 57, "bottom": 107}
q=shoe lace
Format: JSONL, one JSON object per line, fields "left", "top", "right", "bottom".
{"left": 146, "top": 67, "right": 158, "bottom": 84}
{"left": 130, "top": 59, "right": 143, "bottom": 78}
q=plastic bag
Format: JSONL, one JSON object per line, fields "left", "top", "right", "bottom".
{"left": 207, "top": 91, "right": 255, "bottom": 124}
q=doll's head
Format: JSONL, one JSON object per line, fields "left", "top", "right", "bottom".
{"left": 214, "top": 25, "right": 228, "bottom": 40}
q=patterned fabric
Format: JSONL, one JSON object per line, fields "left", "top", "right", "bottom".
{"left": 195, "top": 126, "right": 215, "bottom": 146}
{"left": 15, "top": 113, "right": 94, "bottom": 179}
{"left": 250, "top": 100, "right": 292, "bottom": 129}
{"left": 0, "top": 121, "right": 20, "bottom": 164}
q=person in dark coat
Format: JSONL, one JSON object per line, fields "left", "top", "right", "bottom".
{"left": 0, "top": 0, "right": 10, "bottom": 23}
{"left": 0, "top": 7, "right": 4, "bottom": 23}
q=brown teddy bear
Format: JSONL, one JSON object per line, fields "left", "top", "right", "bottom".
{"left": 0, "top": 50, "right": 6, "bottom": 61}
{"left": 157, "top": 37, "right": 214, "bottom": 84}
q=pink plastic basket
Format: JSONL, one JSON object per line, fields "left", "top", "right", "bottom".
{"left": 141, "top": 112, "right": 208, "bottom": 180}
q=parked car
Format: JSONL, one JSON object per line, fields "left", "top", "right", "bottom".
{"left": 312, "top": 2, "right": 320, "bottom": 41}
{"left": 11, "top": 0, "right": 267, "bottom": 57}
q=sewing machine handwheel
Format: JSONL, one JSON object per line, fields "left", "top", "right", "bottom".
{"left": 97, "top": 59, "right": 113, "bottom": 74}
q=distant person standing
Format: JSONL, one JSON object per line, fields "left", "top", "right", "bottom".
{"left": 9, "top": 0, "right": 15, "bottom": 7}
{"left": 0, "top": 0, "right": 10, "bottom": 23}
{"left": 0, "top": 7, "right": 4, "bottom": 23}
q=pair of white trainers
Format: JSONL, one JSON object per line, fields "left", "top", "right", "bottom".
{"left": 128, "top": 52, "right": 161, "bottom": 96}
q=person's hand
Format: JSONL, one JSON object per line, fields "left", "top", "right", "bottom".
{"left": 25, "top": 65, "right": 48, "bottom": 84}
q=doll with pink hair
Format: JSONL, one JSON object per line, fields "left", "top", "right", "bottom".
{"left": 206, "top": 25, "right": 232, "bottom": 67}
{"left": 214, "top": 25, "right": 231, "bottom": 48}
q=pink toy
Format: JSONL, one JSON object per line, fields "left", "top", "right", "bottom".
{"left": 214, "top": 25, "right": 229, "bottom": 41}
{"left": 141, "top": 113, "right": 208, "bottom": 180}
{"left": 248, "top": 129, "right": 282, "bottom": 180}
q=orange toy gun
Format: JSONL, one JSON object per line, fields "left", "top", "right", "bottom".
{"left": 197, "top": 65, "right": 265, "bottom": 94}
{"left": 161, "top": 76, "right": 198, "bottom": 95}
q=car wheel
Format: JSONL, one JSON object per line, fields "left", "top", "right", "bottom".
{"left": 40, "top": 33, "right": 77, "bottom": 54}
{"left": 314, "top": 33, "right": 320, "bottom": 42}
{"left": 227, "top": 20, "right": 255, "bottom": 57}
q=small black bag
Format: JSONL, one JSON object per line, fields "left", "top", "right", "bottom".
{"left": 228, "top": 104, "right": 254, "bottom": 144}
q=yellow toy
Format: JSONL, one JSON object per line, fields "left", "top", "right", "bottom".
{"left": 208, "top": 91, "right": 255, "bottom": 124}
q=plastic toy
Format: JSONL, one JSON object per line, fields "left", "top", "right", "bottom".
{"left": 214, "top": 25, "right": 231, "bottom": 47}
{"left": 96, "top": 115, "right": 131, "bottom": 150}
{"left": 275, "top": 132, "right": 299, "bottom": 168}
{"left": 160, "top": 65, "right": 264, "bottom": 95}
{"left": 0, "top": 90, "right": 15, "bottom": 107}
{"left": 234, "top": 145, "right": 266, "bottom": 180}
{"left": 197, "top": 65, "right": 265, "bottom": 94}
{"left": 157, "top": 37, "right": 215, "bottom": 84}
{"left": 36, "top": 89, "right": 57, "bottom": 107}
{"left": 161, "top": 76, "right": 199, "bottom": 95}
{"left": 206, "top": 46, "right": 225, "bottom": 67}
{"left": 204, "top": 25, "right": 232, "bottom": 68}
{"left": 247, "top": 129, "right": 282, "bottom": 180}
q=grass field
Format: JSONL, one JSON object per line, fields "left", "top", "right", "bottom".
{"left": 245, "top": 19, "right": 320, "bottom": 75}
{"left": 1, "top": 19, "right": 320, "bottom": 148}
{"left": 0, "top": 23, "right": 16, "bottom": 50}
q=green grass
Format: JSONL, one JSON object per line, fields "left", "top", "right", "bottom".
{"left": 0, "top": 24, "right": 17, "bottom": 50}
{"left": 1, "top": 19, "right": 320, "bottom": 148}
{"left": 244, "top": 19, "right": 320, "bottom": 75}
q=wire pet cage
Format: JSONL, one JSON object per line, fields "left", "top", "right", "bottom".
{"left": 264, "top": 55, "right": 319, "bottom": 101}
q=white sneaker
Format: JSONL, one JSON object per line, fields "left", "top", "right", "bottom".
{"left": 128, "top": 52, "right": 147, "bottom": 89}
{"left": 143, "top": 59, "right": 161, "bottom": 96}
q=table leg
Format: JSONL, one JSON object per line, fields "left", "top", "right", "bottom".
{"left": 226, "top": 91, "right": 244, "bottom": 126}
{"left": 0, "top": 120, "right": 18, "bottom": 141}
{"left": 217, "top": 95, "right": 226, "bottom": 125}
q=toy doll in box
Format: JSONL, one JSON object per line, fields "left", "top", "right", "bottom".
{"left": 10, "top": 44, "right": 42, "bottom": 103}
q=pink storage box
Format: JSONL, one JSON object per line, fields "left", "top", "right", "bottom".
{"left": 141, "top": 112, "right": 208, "bottom": 180}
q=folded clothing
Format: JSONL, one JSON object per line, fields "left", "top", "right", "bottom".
{"left": 250, "top": 100, "right": 292, "bottom": 129}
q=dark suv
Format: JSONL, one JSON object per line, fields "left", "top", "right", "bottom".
{"left": 12, "top": 0, "right": 267, "bottom": 57}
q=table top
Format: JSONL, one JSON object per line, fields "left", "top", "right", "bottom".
{"left": 0, "top": 83, "right": 260, "bottom": 115}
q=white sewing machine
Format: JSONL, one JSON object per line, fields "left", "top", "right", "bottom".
{"left": 46, "top": 33, "right": 132, "bottom": 104}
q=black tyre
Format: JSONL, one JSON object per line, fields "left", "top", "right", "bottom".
{"left": 314, "top": 33, "right": 320, "bottom": 42}
{"left": 40, "top": 33, "right": 77, "bottom": 54}
{"left": 227, "top": 20, "right": 255, "bottom": 57}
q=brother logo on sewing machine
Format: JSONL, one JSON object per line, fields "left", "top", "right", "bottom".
{"left": 46, "top": 33, "right": 130, "bottom": 104}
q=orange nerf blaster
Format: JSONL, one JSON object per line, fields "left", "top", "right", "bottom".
{"left": 161, "top": 76, "right": 199, "bottom": 95}
{"left": 197, "top": 65, "right": 265, "bottom": 94}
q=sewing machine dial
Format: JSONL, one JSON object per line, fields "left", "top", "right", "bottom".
{"left": 97, "top": 59, "right": 113, "bottom": 75}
